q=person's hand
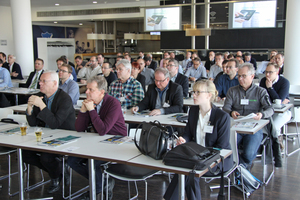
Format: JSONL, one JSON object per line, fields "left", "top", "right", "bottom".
{"left": 82, "top": 99, "right": 95, "bottom": 111}
{"left": 189, "top": 77, "right": 196, "bottom": 82}
{"left": 149, "top": 109, "right": 161, "bottom": 116}
{"left": 253, "top": 112, "right": 263, "bottom": 120}
{"left": 235, "top": 18, "right": 245, "bottom": 23}
{"left": 209, "top": 77, "right": 214, "bottom": 81}
{"left": 216, "top": 96, "right": 221, "bottom": 102}
{"left": 80, "top": 80, "right": 87, "bottom": 84}
{"left": 11, "top": 71, "right": 18, "bottom": 77}
{"left": 231, "top": 111, "right": 240, "bottom": 119}
{"left": 282, "top": 99, "right": 290, "bottom": 104}
{"left": 28, "top": 95, "right": 46, "bottom": 110}
{"left": 176, "top": 136, "right": 186, "bottom": 146}
{"left": 131, "top": 107, "right": 139, "bottom": 114}
{"left": 266, "top": 77, "right": 273, "bottom": 88}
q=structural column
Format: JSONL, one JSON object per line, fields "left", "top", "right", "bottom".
{"left": 10, "top": 0, "right": 34, "bottom": 76}
{"left": 284, "top": 0, "right": 300, "bottom": 85}
{"left": 191, "top": 0, "right": 196, "bottom": 49}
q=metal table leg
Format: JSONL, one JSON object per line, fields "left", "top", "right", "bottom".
{"left": 17, "top": 148, "right": 24, "bottom": 200}
{"left": 178, "top": 174, "right": 185, "bottom": 200}
{"left": 88, "top": 159, "right": 96, "bottom": 200}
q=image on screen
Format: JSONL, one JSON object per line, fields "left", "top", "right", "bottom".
{"left": 229, "top": 0, "right": 277, "bottom": 29}
{"left": 144, "top": 7, "right": 181, "bottom": 32}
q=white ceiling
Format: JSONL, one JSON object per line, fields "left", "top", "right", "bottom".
{"left": 0, "top": 0, "right": 156, "bottom": 7}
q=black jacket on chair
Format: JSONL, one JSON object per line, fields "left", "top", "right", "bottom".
{"left": 137, "top": 81, "right": 183, "bottom": 114}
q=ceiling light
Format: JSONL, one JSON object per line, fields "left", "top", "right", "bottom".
{"left": 54, "top": 22, "right": 58, "bottom": 23}
{"left": 104, "top": 1, "right": 107, "bottom": 3}
{"left": 79, "top": 23, "right": 83, "bottom": 25}
{"left": 93, "top": 1, "right": 97, "bottom": 3}
{"left": 136, "top": 0, "right": 140, "bottom": 1}
{"left": 55, "top": 3, "right": 59, "bottom": 6}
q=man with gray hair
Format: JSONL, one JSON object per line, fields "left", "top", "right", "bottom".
{"left": 24, "top": 71, "right": 75, "bottom": 194}
{"left": 109, "top": 59, "right": 144, "bottom": 108}
{"left": 68, "top": 76, "right": 127, "bottom": 199}
{"left": 7, "top": 54, "right": 23, "bottom": 79}
{"left": 223, "top": 63, "right": 274, "bottom": 170}
{"left": 131, "top": 67, "right": 183, "bottom": 116}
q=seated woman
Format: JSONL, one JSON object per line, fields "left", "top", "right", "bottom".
{"left": 164, "top": 80, "right": 233, "bottom": 200}
{"left": 131, "top": 62, "right": 146, "bottom": 92}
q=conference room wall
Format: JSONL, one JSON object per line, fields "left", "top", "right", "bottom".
{"left": 0, "top": 6, "right": 15, "bottom": 56}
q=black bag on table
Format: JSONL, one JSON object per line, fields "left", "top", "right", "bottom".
{"left": 134, "top": 120, "right": 170, "bottom": 160}
{"left": 163, "top": 142, "right": 226, "bottom": 200}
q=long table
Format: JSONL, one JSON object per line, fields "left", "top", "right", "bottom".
{"left": 0, "top": 123, "right": 231, "bottom": 200}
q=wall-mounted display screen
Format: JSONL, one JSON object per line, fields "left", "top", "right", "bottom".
{"left": 228, "top": 0, "right": 277, "bottom": 29}
{"left": 144, "top": 7, "right": 181, "bottom": 32}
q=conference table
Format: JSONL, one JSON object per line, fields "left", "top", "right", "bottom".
{"left": 0, "top": 87, "right": 40, "bottom": 105}
{"left": 0, "top": 123, "right": 232, "bottom": 200}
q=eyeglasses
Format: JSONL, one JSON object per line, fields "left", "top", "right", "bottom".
{"left": 101, "top": 67, "right": 110, "bottom": 70}
{"left": 38, "top": 80, "right": 54, "bottom": 84}
{"left": 154, "top": 78, "right": 167, "bottom": 83}
{"left": 167, "top": 64, "right": 175, "bottom": 67}
{"left": 237, "top": 74, "right": 250, "bottom": 79}
{"left": 191, "top": 91, "right": 209, "bottom": 96}
{"left": 265, "top": 71, "right": 276, "bottom": 74}
{"left": 59, "top": 69, "right": 69, "bottom": 73}
{"left": 225, "top": 66, "right": 235, "bottom": 69}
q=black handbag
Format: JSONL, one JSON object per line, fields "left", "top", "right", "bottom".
{"left": 163, "top": 141, "right": 220, "bottom": 170}
{"left": 134, "top": 120, "right": 170, "bottom": 160}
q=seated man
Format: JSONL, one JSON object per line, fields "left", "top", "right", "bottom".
{"left": 215, "top": 59, "right": 239, "bottom": 99}
{"left": 68, "top": 76, "right": 127, "bottom": 199}
{"left": 275, "top": 53, "right": 284, "bottom": 75}
{"left": 59, "top": 56, "right": 77, "bottom": 81}
{"left": 0, "top": 59, "right": 13, "bottom": 87}
{"left": 167, "top": 59, "right": 189, "bottom": 98}
{"left": 58, "top": 64, "right": 80, "bottom": 105}
{"left": 182, "top": 51, "right": 192, "bottom": 70}
{"left": 101, "top": 62, "right": 117, "bottom": 89}
{"left": 162, "top": 58, "right": 169, "bottom": 69}
{"left": 259, "top": 63, "right": 291, "bottom": 137}
{"left": 7, "top": 54, "right": 23, "bottom": 79}
{"left": 75, "top": 55, "right": 87, "bottom": 75}
{"left": 213, "top": 59, "right": 228, "bottom": 85}
{"left": 78, "top": 56, "right": 102, "bottom": 83}
{"left": 24, "top": 58, "right": 44, "bottom": 89}
{"left": 244, "top": 52, "right": 257, "bottom": 70}
{"left": 145, "top": 55, "right": 157, "bottom": 71}
{"left": 185, "top": 57, "right": 207, "bottom": 82}
{"left": 131, "top": 68, "right": 183, "bottom": 116}
{"left": 184, "top": 53, "right": 198, "bottom": 73}
{"left": 208, "top": 53, "right": 224, "bottom": 81}
{"left": 137, "top": 58, "right": 154, "bottom": 85}
{"left": 109, "top": 59, "right": 144, "bottom": 109}
{"left": 204, "top": 51, "right": 215, "bottom": 71}
{"left": 23, "top": 71, "right": 76, "bottom": 193}
{"left": 223, "top": 63, "right": 274, "bottom": 170}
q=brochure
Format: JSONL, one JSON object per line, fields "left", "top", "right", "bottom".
{"left": 101, "top": 135, "right": 132, "bottom": 145}
{"left": 39, "top": 135, "right": 81, "bottom": 147}
{"left": 234, "top": 122, "right": 258, "bottom": 129}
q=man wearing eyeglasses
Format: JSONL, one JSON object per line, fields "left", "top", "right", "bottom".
{"left": 185, "top": 57, "right": 207, "bottom": 82}
{"left": 167, "top": 59, "right": 189, "bottom": 98}
{"left": 137, "top": 58, "right": 154, "bottom": 85}
{"left": 215, "top": 59, "right": 239, "bottom": 99}
{"left": 101, "top": 62, "right": 117, "bottom": 89}
{"left": 24, "top": 71, "right": 75, "bottom": 194}
{"left": 58, "top": 64, "right": 80, "bottom": 105}
{"left": 223, "top": 63, "right": 274, "bottom": 170}
{"left": 131, "top": 67, "right": 183, "bottom": 116}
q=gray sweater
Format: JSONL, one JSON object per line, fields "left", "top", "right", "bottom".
{"left": 223, "top": 83, "right": 274, "bottom": 119}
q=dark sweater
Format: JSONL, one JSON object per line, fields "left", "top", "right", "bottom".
{"left": 259, "top": 76, "right": 290, "bottom": 102}
{"left": 104, "top": 71, "right": 117, "bottom": 89}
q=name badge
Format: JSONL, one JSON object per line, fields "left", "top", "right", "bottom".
{"left": 119, "top": 97, "right": 125, "bottom": 102}
{"left": 240, "top": 99, "right": 249, "bottom": 105}
{"left": 163, "top": 102, "right": 170, "bottom": 108}
{"left": 204, "top": 125, "right": 214, "bottom": 134}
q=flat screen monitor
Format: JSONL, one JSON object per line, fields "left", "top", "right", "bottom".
{"left": 144, "top": 7, "right": 181, "bottom": 32}
{"left": 228, "top": 0, "right": 277, "bottom": 29}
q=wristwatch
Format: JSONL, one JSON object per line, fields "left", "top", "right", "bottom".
{"left": 267, "top": 87, "right": 273, "bottom": 90}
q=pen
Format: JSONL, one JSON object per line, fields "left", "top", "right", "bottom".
{"left": 42, "top": 135, "right": 53, "bottom": 140}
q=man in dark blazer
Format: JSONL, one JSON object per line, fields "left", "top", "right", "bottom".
{"left": 131, "top": 67, "right": 183, "bottom": 115}
{"left": 167, "top": 59, "right": 189, "bottom": 97}
{"left": 244, "top": 52, "right": 257, "bottom": 70}
{"left": 23, "top": 58, "right": 45, "bottom": 89}
{"left": 145, "top": 56, "right": 157, "bottom": 71}
{"left": 23, "top": 71, "right": 75, "bottom": 194}
{"left": 6, "top": 54, "right": 23, "bottom": 79}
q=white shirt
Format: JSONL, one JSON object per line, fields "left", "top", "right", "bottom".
{"left": 196, "top": 109, "right": 211, "bottom": 147}
{"left": 78, "top": 65, "right": 102, "bottom": 80}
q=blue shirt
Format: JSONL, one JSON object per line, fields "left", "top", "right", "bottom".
{"left": 71, "top": 67, "right": 77, "bottom": 82}
{"left": 44, "top": 90, "right": 57, "bottom": 111}
{"left": 185, "top": 64, "right": 207, "bottom": 79}
{"left": 59, "top": 77, "right": 80, "bottom": 105}
{"left": 215, "top": 74, "right": 239, "bottom": 98}
{"left": 0, "top": 67, "right": 13, "bottom": 87}
{"left": 208, "top": 64, "right": 223, "bottom": 79}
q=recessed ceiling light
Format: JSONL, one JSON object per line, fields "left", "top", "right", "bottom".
{"left": 136, "top": 0, "right": 140, "bottom": 1}
{"left": 93, "top": 1, "right": 97, "bottom": 3}
{"left": 55, "top": 3, "right": 59, "bottom": 6}
{"left": 79, "top": 23, "right": 83, "bottom": 25}
{"left": 54, "top": 21, "right": 58, "bottom": 23}
{"left": 104, "top": 1, "right": 107, "bottom": 3}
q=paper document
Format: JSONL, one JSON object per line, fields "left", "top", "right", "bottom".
{"left": 234, "top": 113, "right": 257, "bottom": 122}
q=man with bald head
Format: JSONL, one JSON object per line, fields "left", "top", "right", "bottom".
{"left": 23, "top": 71, "right": 75, "bottom": 194}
